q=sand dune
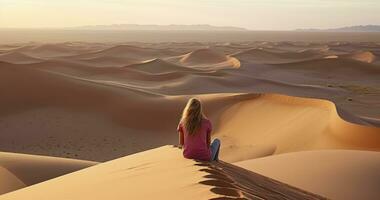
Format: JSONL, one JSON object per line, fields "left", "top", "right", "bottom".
{"left": 125, "top": 58, "right": 198, "bottom": 74}
{"left": 0, "top": 41, "right": 379, "bottom": 199}
{"left": 70, "top": 44, "right": 178, "bottom": 60}
{"left": 174, "top": 48, "right": 240, "bottom": 70}
{"left": 215, "top": 94, "right": 380, "bottom": 162}
{"left": 0, "top": 146, "right": 325, "bottom": 200}
{"left": 0, "top": 152, "right": 96, "bottom": 195}
{"left": 340, "top": 51, "right": 377, "bottom": 63}
{"left": 0, "top": 167, "right": 25, "bottom": 195}
{"left": 181, "top": 48, "right": 229, "bottom": 64}
{"left": 94, "top": 67, "right": 188, "bottom": 82}
{"left": 235, "top": 150, "right": 380, "bottom": 200}
{"left": 1, "top": 59, "right": 379, "bottom": 162}
{"left": 23, "top": 60, "right": 111, "bottom": 76}
{"left": 0, "top": 44, "right": 23, "bottom": 52}
{"left": 77, "top": 55, "right": 139, "bottom": 67}
{"left": 0, "top": 61, "right": 252, "bottom": 160}
{"left": 268, "top": 57, "right": 380, "bottom": 80}
{"left": 17, "top": 44, "right": 89, "bottom": 58}
{"left": 0, "top": 61, "right": 172, "bottom": 160}
{"left": 233, "top": 48, "right": 324, "bottom": 63}
{"left": 0, "top": 52, "right": 42, "bottom": 64}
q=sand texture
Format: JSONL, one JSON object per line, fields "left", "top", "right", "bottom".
{"left": 0, "top": 40, "right": 379, "bottom": 199}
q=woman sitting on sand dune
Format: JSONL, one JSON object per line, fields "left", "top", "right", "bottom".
{"left": 177, "top": 98, "right": 220, "bottom": 161}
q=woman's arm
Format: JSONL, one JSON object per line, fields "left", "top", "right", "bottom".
{"left": 207, "top": 129, "right": 211, "bottom": 148}
{"left": 177, "top": 123, "right": 184, "bottom": 148}
{"left": 179, "top": 131, "right": 184, "bottom": 148}
{"left": 207, "top": 121, "right": 212, "bottom": 147}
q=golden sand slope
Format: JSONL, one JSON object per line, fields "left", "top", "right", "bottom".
{"left": 340, "top": 51, "right": 376, "bottom": 63}
{"left": 235, "top": 150, "right": 380, "bottom": 200}
{"left": 173, "top": 48, "right": 240, "bottom": 69}
{"left": 0, "top": 152, "right": 96, "bottom": 195}
{"left": 181, "top": 48, "right": 229, "bottom": 64}
{"left": 215, "top": 94, "right": 380, "bottom": 162}
{"left": 0, "top": 146, "right": 325, "bottom": 200}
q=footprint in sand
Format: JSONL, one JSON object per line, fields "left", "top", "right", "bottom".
{"left": 210, "top": 187, "right": 242, "bottom": 197}
{"left": 209, "top": 197, "right": 248, "bottom": 200}
{"left": 203, "top": 174, "right": 235, "bottom": 183}
{"left": 199, "top": 179, "right": 235, "bottom": 188}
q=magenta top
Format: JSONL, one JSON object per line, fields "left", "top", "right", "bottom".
{"left": 177, "top": 119, "right": 212, "bottom": 161}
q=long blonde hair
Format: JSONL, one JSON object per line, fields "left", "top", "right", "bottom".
{"left": 181, "top": 98, "right": 205, "bottom": 135}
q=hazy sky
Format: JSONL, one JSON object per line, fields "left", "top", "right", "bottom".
{"left": 1, "top": 0, "right": 379, "bottom": 30}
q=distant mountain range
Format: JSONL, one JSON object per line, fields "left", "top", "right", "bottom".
{"left": 71, "top": 24, "right": 247, "bottom": 31}
{"left": 296, "top": 25, "right": 380, "bottom": 32}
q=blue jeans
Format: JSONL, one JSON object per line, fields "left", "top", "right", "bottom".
{"left": 210, "top": 139, "right": 221, "bottom": 161}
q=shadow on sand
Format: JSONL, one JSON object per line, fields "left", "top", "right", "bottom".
{"left": 195, "top": 160, "right": 327, "bottom": 200}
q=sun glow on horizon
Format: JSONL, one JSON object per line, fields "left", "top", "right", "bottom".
{"left": 1, "top": 0, "right": 380, "bottom": 30}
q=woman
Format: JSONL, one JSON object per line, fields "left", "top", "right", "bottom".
{"left": 177, "top": 98, "right": 220, "bottom": 161}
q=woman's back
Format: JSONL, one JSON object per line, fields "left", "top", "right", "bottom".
{"left": 178, "top": 118, "right": 212, "bottom": 161}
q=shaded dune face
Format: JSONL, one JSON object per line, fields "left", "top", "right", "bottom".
{"left": 0, "top": 52, "right": 43, "bottom": 64}
{"left": 270, "top": 57, "right": 380, "bottom": 75}
{"left": 76, "top": 56, "right": 140, "bottom": 67}
{"left": 232, "top": 48, "right": 325, "bottom": 63}
{"left": 15, "top": 44, "right": 91, "bottom": 58}
{"left": 70, "top": 45, "right": 178, "bottom": 60}
{"left": 0, "top": 167, "right": 25, "bottom": 195}
{"left": 0, "top": 41, "right": 379, "bottom": 198}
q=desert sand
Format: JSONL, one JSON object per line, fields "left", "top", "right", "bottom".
{"left": 0, "top": 152, "right": 96, "bottom": 195}
{"left": 0, "top": 146, "right": 325, "bottom": 200}
{"left": 0, "top": 40, "right": 379, "bottom": 199}
{"left": 235, "top": 150, "right": 380, "bottom": 200}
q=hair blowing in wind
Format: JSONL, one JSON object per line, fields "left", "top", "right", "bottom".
{"left": 181, "top": 98, "right": 205, "bottom": 135}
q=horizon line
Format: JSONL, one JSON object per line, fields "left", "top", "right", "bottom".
{"left": 0, "top": 23, "right": 379, "bottom": 31}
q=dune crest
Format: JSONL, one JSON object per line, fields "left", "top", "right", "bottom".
{"left": 0, "top": 146, "right": 326, "bottom": 200}
{"left": 125, "top": 58, "right": 196, "bottom": 74}
{"left": 181, "top": 48, "right": 229, "bottom": 64}
{"left": 178, "top": 48, "right": 240, "bottom": 70}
